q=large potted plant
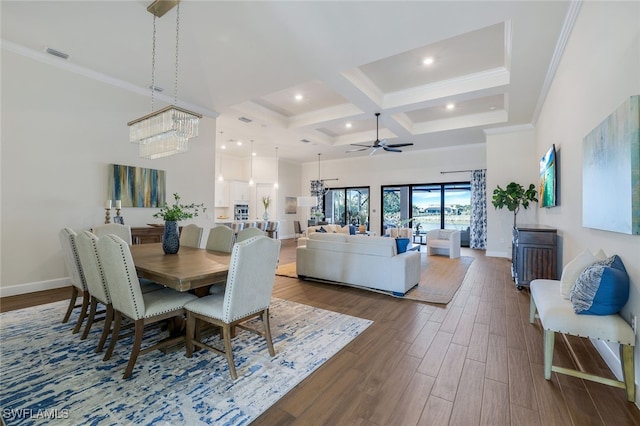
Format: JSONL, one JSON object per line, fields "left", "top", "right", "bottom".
{"left": 153, "top": 193, "right": 206, "bottom": 254}
{"left": 492, "top": 182, "right": 538, "bottom": 228}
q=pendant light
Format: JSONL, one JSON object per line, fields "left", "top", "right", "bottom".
{"left": 248, "top": 140, "right": 255, "bottom": 186}
{"left": 274, "top": 146, "right": 279, "bottom": 189}
{"left": 127, "top": 1, "right": 201, "bottom": 159}
{"left": 217, "top": 131, "right": 224, "bottom": 181}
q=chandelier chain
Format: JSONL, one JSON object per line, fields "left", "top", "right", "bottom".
{"left": 150, "top": 15, "right": 157, "bottom": 112}
{"left": 174, "top": 2, "right": 180, "bottom": 105}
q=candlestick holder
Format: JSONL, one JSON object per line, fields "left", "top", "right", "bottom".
{"left": 105, "top": 208, "right": 111, "bottom": 224}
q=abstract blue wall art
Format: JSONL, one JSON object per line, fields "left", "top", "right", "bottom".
{"left": 583, "top": 95, "right": 640, "bottom": 234}
{"left": 108, "top": 164, "right": 166, "bottom": 208}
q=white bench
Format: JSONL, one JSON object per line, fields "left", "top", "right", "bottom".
{"left": 529, "top": 279, "right": 635, "bottom": 401}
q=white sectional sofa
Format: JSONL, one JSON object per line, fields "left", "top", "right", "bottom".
{"left": 296, "top": 232, "right": 421, "bottom": 296}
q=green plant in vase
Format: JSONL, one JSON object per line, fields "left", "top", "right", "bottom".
{"left": 153, "top": 193, "right": 206, "bottom": 254}
{"left": 491, "top": 182, "right": 538, "bottom": 228}
{"left": 262, "top": 196, "right": 271, "bottom": 221}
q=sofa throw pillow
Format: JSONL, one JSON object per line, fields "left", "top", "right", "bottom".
{"left": 570, "top": 255, "right": 629, "bottom": 315}
{"left": 395, "top": 238, "right": 410, "bottom": 254}
{"left": 318, "top": 227, "right": 327, "bottom": 233}
{"left": 560, "top": 249, "right": 595, "bottom": 299}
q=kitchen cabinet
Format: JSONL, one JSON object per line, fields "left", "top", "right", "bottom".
{"left": 230, "top": 181, "right": 249, "bottom": 203}
{"left": 215, "top": 180, "right": 230, "bottom": 207}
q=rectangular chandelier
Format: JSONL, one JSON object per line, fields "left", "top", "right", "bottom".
{"left": 128, "top": 105, "right": 201, "bottom": 158}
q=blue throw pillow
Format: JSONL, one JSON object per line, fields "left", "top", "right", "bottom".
{"left": 570, "top": 255, "right": 629, "bottom": 315}
{"left": 349, "top": 225, "right": 356, "bottom": 235}
{"left": 395, "top": 238, "right": 410, "bottom": 254}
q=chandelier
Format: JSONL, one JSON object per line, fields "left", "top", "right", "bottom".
{"left": 127, "top": 0, "right": 201, "bottom": 159}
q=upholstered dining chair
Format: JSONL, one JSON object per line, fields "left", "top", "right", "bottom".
{"left": 230, "top": 222, "right": 245, "bottom": 235}
{"left": 76, "top": 231, "right": 162, "bottom": 351}
{"left": 97, "top": 234, "right": 198, "bottom": 379}
{"left": 184, "top": 236, "right": 281, "bottom": 379}
{"left": 75, "top": 230, "right": 114, "bottom": 351}
{"left": 58, "top": 228, "right": 90, "bottom": 334}
{"left": 180, "top": 224, "right": 203, "bottom": 248}
{"left": 265, "top": 221, "right": 279, "bottom": 239}
{"left": 206, "top": 225, "right": 235, "bottom": 253}
{"left": 236, "top": 226, "right": 266, "bottom": 243}
{"left": 255, "top": 221, "right": 266, "bottom": 231}
{"left": 92, "top": 223, "right": 132, "bottom": 245}
{"left": 293, "top": 220, "right": 304, "bottom": 239}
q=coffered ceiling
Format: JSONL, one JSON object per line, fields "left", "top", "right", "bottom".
{"left": 1, "top": 1, "right": 577, "bottom": 163}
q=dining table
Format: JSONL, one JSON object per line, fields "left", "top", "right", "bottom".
{"left": 130, "top": 243, "right": 232, "bottom": 296}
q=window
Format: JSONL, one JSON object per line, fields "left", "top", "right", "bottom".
{"left": 324, "top": 187, "right": 370, "bottom": 229}
{"left": 382, "top": 182, "right": 470, "bottom": 241}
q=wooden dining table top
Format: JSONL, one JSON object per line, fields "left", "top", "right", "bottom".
{"left": 130, "top": 243, "right": 231, "bottom": 293}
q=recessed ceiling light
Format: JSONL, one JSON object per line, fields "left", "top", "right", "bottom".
{"left": 422, "top": 57, "right": 434, "bottom": 66}
{"left": 446, "top": 103, "right": 455, "bottom": 110}
{"left": 221, "top": 145, "right": 226, "bottom": 149}
{"left": 236, "top": 141, "right": 242, "bottom": 146}
{"left": 345, "top": 122, "right": 352, "bottom": 128}
{"left": 294, "top": 94, "right": 303, "bottom": 101}
{"left": 252, "top": 152, "right": 256, "bottom": 156}
{"left": 489, "top": 106, "right": 496, "bottom": 111}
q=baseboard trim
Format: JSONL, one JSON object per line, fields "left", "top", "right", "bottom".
{"left": 486, "top": 250, "right": 510, "bottom": 258}
{"left": 0, "top": 278, "right": 69, "bottom": 298}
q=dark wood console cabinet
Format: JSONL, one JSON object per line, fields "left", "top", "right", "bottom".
{"left": 131, "top": 226, "right": 182, "bottom": 245}
{"left": 512, "top": 225, "right": 558, "bottom": 290}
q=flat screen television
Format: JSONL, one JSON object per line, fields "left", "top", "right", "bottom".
{"left": 539, "top": 144, "right": 557, "bottom": 208}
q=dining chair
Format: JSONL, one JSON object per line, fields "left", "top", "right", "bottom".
{"left": 205, "top": 225, "right": 235, "bottom": 253}
{"left": 58, "top": 228, "right": 90, "bottom": 334}
{"left": 76, "top": 231, "right": 163, "bottom": 350}
{"left": 75, "top": 230, "right": 114, "bottom": 351}
{"left": 92, "top": 223, "right": 132, "bottom": 245}
{"left": 293, "top": 220, "right": 304, "bottom": 239}
{"left": 265, "top": 221, "right": 279, "bottom": 239}
{"left": 255, "top": 221, "right": 266, "bottom": 231}
{"left": 180, "top": 224, "right": 203, "bottom": 248}
{"left": 97, "top": 234, "right": 198, "bottom": 379}
{"left": 236, "top": 226, "right": 266, "bottom": 243}
{"left": 230, "top": 222, "right": 245, "bottom": 235}
{"left": 184, "top": 236, "right": 281, "bottom": 379}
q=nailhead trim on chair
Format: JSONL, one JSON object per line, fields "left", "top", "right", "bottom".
{"left": 107, "top": 235, "right": 142, "bottom": 319}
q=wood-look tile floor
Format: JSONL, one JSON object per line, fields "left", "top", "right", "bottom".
{"left": 2, "top": 239, "right": 639, "bottom": 425}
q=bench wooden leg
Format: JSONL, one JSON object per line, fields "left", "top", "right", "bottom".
{"left": 544, "top": 330, "right": 555, "bottom": 380}
{"left": 621, "top": 344, "right": 635, "bottom": 402}
{"left": 529, "top": 296, "right": 537, "bottom": 324}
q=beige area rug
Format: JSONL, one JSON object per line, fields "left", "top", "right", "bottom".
{"left": 276, "top": 254, "right": 474, "bottom": 305}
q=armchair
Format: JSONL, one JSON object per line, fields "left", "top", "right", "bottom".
{"left": 426, "top": 229, "right": 461, "bottom": 259}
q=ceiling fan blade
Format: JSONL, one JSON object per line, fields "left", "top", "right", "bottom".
{"left": 383, "top": 146, "right": 402, "bottom": 153}
{"left": 386, "top": 142, "right": 413, "bottom": 148}
{"left": 350, "top": 143, "right": 373, "bottom": 148}
{"left": 369, "top": 147, "right": 380, "bottom": 156}
{"left": 346, "top": 147, "right": 370, "bottom": 152}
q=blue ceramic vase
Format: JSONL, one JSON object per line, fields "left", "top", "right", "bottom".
{"left": 162, "top": 221, "right": 180, "bottom": 254}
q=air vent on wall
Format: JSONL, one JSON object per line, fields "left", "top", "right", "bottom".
{"left": 148, "top": 85, "right": 164, "bottom": 92}
{"left": 45, "top": 47, "right": 69, "bottom": 60}
{"left": 238, "top": 117, "right": 252, "bottom": 123}
{"left": 300, "top": 139, "right": 311, "bottom": 143}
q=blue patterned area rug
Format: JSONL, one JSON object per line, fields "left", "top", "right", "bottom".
{"left": 0, "top": 298, "right": 371, "bottom": 425}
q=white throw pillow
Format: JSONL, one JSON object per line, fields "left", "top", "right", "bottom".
{"left": 594, "top": 249, "right": 608, "bottom": 261}
{"left": 560, "top": 249, "right": 595, "bottom": 299}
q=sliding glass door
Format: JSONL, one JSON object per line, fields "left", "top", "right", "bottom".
{"left": 324, "top": 187, "right": 370, "bottom": 228}
{"left": 382, "top": 182, "right": 471, "bottom": 244}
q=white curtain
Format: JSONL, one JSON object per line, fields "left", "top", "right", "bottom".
{"left": 470, "top": 170, "right": 487, "bottom": 250}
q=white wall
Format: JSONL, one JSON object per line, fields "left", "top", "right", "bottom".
{"left": 534, "top": 1, "right": 640, "bottom": 391}
{"left": 485, "top": 126, "right": 538, "bottom": 257}
{"left": 299, "top": 144, "right": 487, "bottom": 236}
{"left": 1, "top": 50, "right": 217, "bottom": 295}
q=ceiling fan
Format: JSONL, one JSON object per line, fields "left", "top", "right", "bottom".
{"left": 347, "top": 112, "right": 413, "bottom": 155}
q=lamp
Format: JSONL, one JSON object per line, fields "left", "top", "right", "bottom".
{"left": 248, "top": 140, "right": 255, "bottom": 186}
{"left": 274, "top": 146, "right": 279, "bottom": 189}
{"left": 127, "top": 1, "right": 202, "bottom": 159}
